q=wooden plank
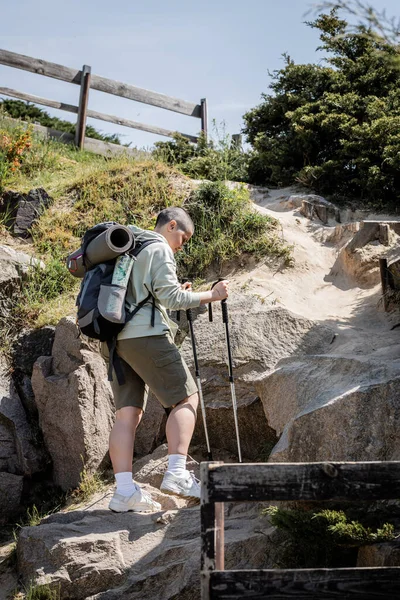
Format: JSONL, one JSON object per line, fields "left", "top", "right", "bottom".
{"left": 3, "top": 117, "right": 137, "bottom": 157}
{"left": 0, "top": 49, "right": 81, "bottom": 84}
{"left": 205, "top": 462, "right": 400, "bottom": 502}
{"left": 200, "top": 97, "right": 208, "bottom": 140}
{"left": 0, "top": 49, "right": 202, "bottom": 117}
{"left": 380, "top": 258, "right": 389, "bottom": 311}
{"left": 208, "top": 568, "right": 400, "bottom": 599}
{"left": 0, "top": 87, "right": 198, "bottom": 142}
{"left": 86, "top": 108, "right": 198, "bottom": 142}
{"left": 0, "top": 87, "right": 78, "bottom": 113}
{"left": 75, "top": 65, "right": 91, "bottom": 148}
{"left": 215, "top": 503, "right": 224, "bottom": 571}
{"left": 90, "top": 73, "right": 201, "bottom": 117}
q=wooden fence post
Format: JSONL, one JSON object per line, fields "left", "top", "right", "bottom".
{"left": 200, "top": 98, "right": 208, "bottom": 142}
{"left": 75, "top": 64, "right": 91, "bottom": 149}
{"left": 232, "top": 134, "right": 242, "bottom": 148}
{"left": 379, "top": 257, "right": 389, "bottom": 311}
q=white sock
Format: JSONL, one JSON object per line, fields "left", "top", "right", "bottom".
{"left": 115, "top": 472, "right": 137, "bottom": 497}
{"left": 167, "top": 454, "right": 187, "bottom": 477}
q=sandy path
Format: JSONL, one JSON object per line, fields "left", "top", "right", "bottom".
{"left": 233, "top": 187, "right": 392, "bottom": 339}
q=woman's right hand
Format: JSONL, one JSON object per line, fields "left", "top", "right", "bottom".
{"left": 211, "top": 280, "right": 229, "bottom": 301}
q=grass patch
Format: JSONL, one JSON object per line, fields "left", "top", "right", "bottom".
{"left": 264, "top": 504, "right": 397, "bottom": 568}
{"left": 67, "top": 463, "right": 110, "bottom": 507}
{"left": 12, "top": 582, "right": 61, "bottom": 600}
{"left": 180, "top": 181, "right": 292, "bottom": 276}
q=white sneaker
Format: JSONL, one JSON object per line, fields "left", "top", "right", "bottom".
{"left": 160, "top": 470, "right": 201, "bottom": 499}
{"left": 109, "top": 486, "right": 161, "bottom": 513}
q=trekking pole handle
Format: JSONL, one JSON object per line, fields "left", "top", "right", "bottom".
{"left": 221, "top": 298, "right": 228, "bottom": 324}
{"left": 209, "top": 278, "right": 225, "bottom": 322}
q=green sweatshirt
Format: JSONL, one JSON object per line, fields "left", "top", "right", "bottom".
{"left": 118, "top": 225, "right": 202, "bottom": 340}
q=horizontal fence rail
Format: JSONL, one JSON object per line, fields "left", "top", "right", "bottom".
{"left": 0, "top": 48, "right": 206, "bottom": 150}
{"left": 209, "top": 568, "right": 400, "bottom": 599}
{"left": 200, "top": 461, "right": 400, "bottom": 600}
{"left": 203, "top": 461, "right": 400, "bottom": 503}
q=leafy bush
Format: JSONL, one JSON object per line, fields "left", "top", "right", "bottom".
{"left": 264, "top": 504, "right": 396, "bottom": 568}
{"left": 154, "top": 127, "right": 250, "bottom": 182}
{"left": 0, "top": 125, "right": 32, "bottom": 190}
{"left": 179, "top": 181, "right": 291, "bottom": 276}
{"left": 243, "top": 9, "right": 400, "bottom": 208}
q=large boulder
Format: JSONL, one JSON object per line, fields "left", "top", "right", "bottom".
{"left": 31, "top": 317, "right": 115, "bottom": 491}
{"left": 180, "top": 295, "right": 334, "bottom": 458}
{"left": 0, "top": 358, "right": 48, "bottom": 523}
{"left": 16, "top": 451, "right": 279, "bottom": 600}
{"left": 256, "top": 348, "right": 400, "bottom": 462}
{"left": 297, "top": 194, "right": 341, "bottom": 224}
{"left": 1, "top": 188, "right": 52, "bottom": 237}
{"left": 12, "top": 326, "right": 55, "bottom": 417}
{"left": 328, "top": 220, "right": 400, "bottom": 288}
{"left": 0, "top": 245, "right": 43, "bottom": 318}
{"left": 357, "top": 542, "right": 400, "bottom": 567}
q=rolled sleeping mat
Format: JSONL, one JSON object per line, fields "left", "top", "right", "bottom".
{"left": 67, "top": 224, "right": 134, "bottom": 278}
{"left": 85, "top": 225, "right": 134, "bottom": 265}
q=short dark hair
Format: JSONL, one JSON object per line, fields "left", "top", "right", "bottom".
{"left": 155, "top": 206, "right": 194, "bottom": 233}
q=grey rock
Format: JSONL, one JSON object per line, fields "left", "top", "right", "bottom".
{"left": 297, "top": 194, "right": 341, "bottom": 224}
{"left": 0, "top": 245, "right": 44, "bottom": 318}
{"left": 134, "top": 392, "right": 166, "bottom": 457}
{"left": 256, "top": 354, "right": 400, "bottom": 462}
{"left": 328, "top": 220, "right": 400, "bottom": 288}
{"left": 17, "top": 479, "right": 278, "bottom": 600}
{"left": 357, "top": 542, "right": 400, "bottom": 567}
{"left": 12, "top": 326, "right": 55, "bottom": 416}
{"left": 180, "top": 295, "right": 334, "bottom": 458}
{"left": 0, "top": 361, "right": 46, "bottom": 477}
{"left": 0, "top": 471, "right": 23, "bottom": 524}
{"left": 1, "top": 188, "right": 52, "bottom": 237}
{"left": 31, "top": 317, "right": 115, "bottom": 491}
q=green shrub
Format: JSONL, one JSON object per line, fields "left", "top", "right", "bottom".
{"left": 179, "top": 181, "right": 291, "bottom": 276}
{"left": 243, "top": 8, "right": 400, "bottom": 208}
{"left": 264, "top": 504, "right": 396, "bottom": 568}
{"left": 154, "top": 126, "right": 250, "bottom": 182}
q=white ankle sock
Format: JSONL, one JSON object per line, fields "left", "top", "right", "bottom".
{"left": 167, "top": 454, "right": 187, "bottom": 477}
{"left": 115, "top": 472, "right": 137, "bottom": 497}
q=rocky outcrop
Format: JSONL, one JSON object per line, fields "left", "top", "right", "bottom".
{"left": 1, "top": 188, "right": 52, "bottom": 237}
{"left": 31, "top": 317, "right": 115, "bottom": 491}
{"left": 180, "top": 295, "right": 334, "bottom": 458}
{"left": 357, "top": 542, "right": 400, "bottom": 567}
{"left": 0, "top": 359, "right": 48, "bottom": 523}
{"left": 328, "top": 220, "right": 400, "bottom": 288}
{"left": 16, "top": 447, "right": 279, "bottom": 600}
{"left": 256, "top": 350, "right": 400, "bottom": 462}
{"left": 12, "top": 326, "right": 55, "bottom": 417}
{"left": 0, "top": 245, "right": 43, "bottom": 318}
{"left": 298, "top": 194, "right": 341, "bottom": 224}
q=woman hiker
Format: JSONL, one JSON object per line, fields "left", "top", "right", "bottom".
{"left": 104, "top": 206, "right": 229, "bottom": 512}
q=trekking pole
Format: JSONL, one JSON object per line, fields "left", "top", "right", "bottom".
{"left": 181, "top": 279, "right": 212, "bottom": 460}
{"left": 209, "top": 279, "right": 242, "bottom": 462}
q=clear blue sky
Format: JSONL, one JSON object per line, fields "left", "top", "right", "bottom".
{"left": 1, "top": 0, "right": 399, "bottom": 148}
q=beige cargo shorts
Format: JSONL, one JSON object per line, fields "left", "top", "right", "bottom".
{"left": 101, "top": 335, "right": 198, "bottom": 412}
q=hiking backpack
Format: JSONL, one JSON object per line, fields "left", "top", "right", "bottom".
{"left": 73, "top": 222, "right": 157, "bottom": 384}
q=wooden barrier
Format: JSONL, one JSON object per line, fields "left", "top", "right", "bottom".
{"left": 0, "top": 48, "right": 206, "bottom": 149}
{"left": 200, "top": 461, "right": 400, "bottom": 599}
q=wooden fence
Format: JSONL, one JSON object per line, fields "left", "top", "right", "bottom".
{"left": 200, "top": 461, "right": 400, "bottom": 599}
{"left": 0, "top": 49, "right": 207, "bottom": 150}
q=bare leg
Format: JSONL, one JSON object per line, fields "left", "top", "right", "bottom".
{"left": 166, "top": 392, "right": 199, "bottom": 455}
{"left": 109, "top": 406, "right": 143, "bottom": 474}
